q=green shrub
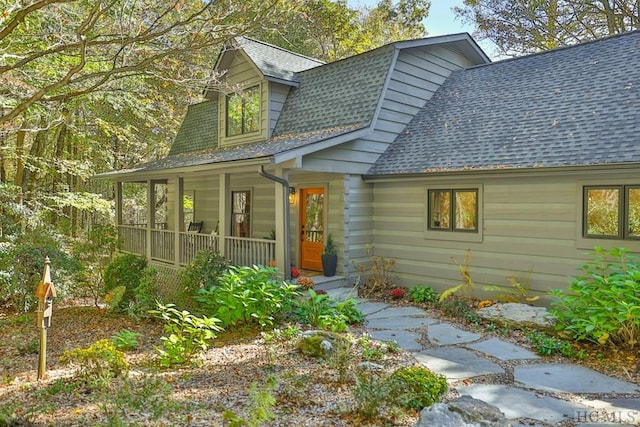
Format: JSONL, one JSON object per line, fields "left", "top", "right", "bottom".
{"left": 60, "top": 339, "right": 128, "bottom": 386}
{"left": 409, "top": 285, "right": 439, "bottom": 304}
{"left": 111, "top": 329, "right": 143, "bottom": 351}
{"left": 127, "top": 267, "right": 161, "bottom": 318}
{"left": 388, "top": 366, "right": 448, "bottom": 410}
{"left": 195, "top": 265, "right": 298, "bottom": 329}
{"left": 0, "top": 229, "right": 81, "bottom": 312}
{"left": 178, "top": 249, "right": 229, "bottom": 306}
{"left": 295, "top": 291, "right": 364, "bottom": 332}
{"left": 550, "top": 246, "right": 640, "bottom": 348}
{"left": 103, "top": 253, "right": 148, "bottom": 311}
{"left": 150, "top": 302, "right": 223, "bottom": 367}
{"left": 440, "top": 299, "right": 481, "bottom": 324}
{"left": 353, "top": 370, "right": 390, "bottom": 420}
{"left": 527, "top": 330, "right": 577, "bottom": 358}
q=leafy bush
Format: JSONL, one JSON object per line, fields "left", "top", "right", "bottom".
{"left": 150, "top": 302, "right": 223, "bottom": 367}
{"left": 440, "top": 299, "right": 481, "bottom": 324}
{"left": 195, "top": 265, "right": 298, "bottom": 329}
{"left": 60, "top": 339, "right": 128, "bottom": 386}
{"left": 550, "top": 246, "right": 640, "bottom": 348}
{"left": 295, "top": 290, "right": 364, "bottom": 332}
{"left": 178, "top": 249, "right": 229, "bottom": 306}
{"left": 527, "top": 330, "right": 578, "bottom": 358}
{"left": 388, "top": 366, "right": 448, "bottom": 410}
{"left": 0, "top": 229, "right": 81, "bottom": 312}
{"left": 409, "top": 285, "right": 439, "bottom": 304}
{"left": 72, "top": 223, "right": 119, "bottom": 306}
{"left": 103, "top": 253, "right": 148, "bottom": 311}
{"left": 127, "top": 267, "right": 161, "bottom": 318}
{"left": 111, "top": 329, "right": 143, "bottom": 351}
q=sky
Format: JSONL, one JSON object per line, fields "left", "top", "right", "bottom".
{"left": 347, "top": 0, "right": 474, "bottom": 37}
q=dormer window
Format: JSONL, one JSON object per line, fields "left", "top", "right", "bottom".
{"left": 226, "top": 85, "right": 260, "bottom": 137}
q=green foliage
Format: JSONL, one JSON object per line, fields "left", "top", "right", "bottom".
{"left": 482, "top": 270, "right": 540, "bottom": 303}
{"left": 104, "top": 286, "right": 126, "bottom": 313}
{"left": 439, "top": 250, "right": 474, "bottom": 302}
{"left": 295, "top": 290, "right": 363, "bottom": 332}
{"left": 353, "top": 370, "right": 390, "bottom": 420}
{"left": 409, "top": 285, "right": 439, "bottom": 304}
{"left": 178, "top": 249, "right": 229, "bottom": 306}
{"left": 550, "top": 246, "right": 640, "bottom": 348}
{"left": 324, "top": 233, "right": 337, "bottom": 255}
{"left": 60, "top": 339, "right": 128, "bottom": 387}
{"left": 150, "top": 302, "right": 223, "bottom": 367}
{"left": 103, "top": 253, "right": 148, "bottom": 312}
{"left": 72, "top": 223, "right": 119, "bottom": 306}
{"left": 388, "top": 366, "right": 448, "bottom": 410}
{"left": 195, "top": 265, "right": 298, "bottom": 329}
{"left": 15, "top": 338, "right": 39, "bottom": 356}
{"left": 357, "top": 334, "right": 397, "bottom": 362}
{"left": 223, "top": 376, "right": 278, "bottom": 427}
{"left": 0, "top": 228, "right": 81, "bottom": 312}
{"left": 127, "top": 267, "right": 161, "bottom": 318}
{"left": 111, "top": 329, "right": 143, "bottom": 351}
{"left": 527, "top": 330, "right": 578, "bottom": 358}
{"left": 440, "top": 299, "right": 481, "bottom": 324}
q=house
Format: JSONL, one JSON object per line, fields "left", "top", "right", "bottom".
{"left": 100, "top": 30, "right": 640, "bottom": 302}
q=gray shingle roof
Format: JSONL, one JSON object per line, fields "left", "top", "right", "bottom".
{"left": 102, "top": 125, "right": 365, "bottom": 176}
{"left": 273, "top": 44, "right": 395, "bottom": 135}
{"left": 238, "top": 37, "right": 324, "bottom": 83}
{"left": 368, "top": 30, "right": 640, "bottom": 176}
{"left": 168, "top": 101, "right": 218, "bottom": 156}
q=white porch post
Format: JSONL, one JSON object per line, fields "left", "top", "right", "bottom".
{"left": 174, "top": 176, "right": 184, "bottom": 266}
{"left": 218, "top": 173, "right": 229, "bottom": 256}
{"left": 274, "top": 168, "right": 289, "bottom": 279}
{"left": 145, "top": 180, "right": 154, "bottom": 260}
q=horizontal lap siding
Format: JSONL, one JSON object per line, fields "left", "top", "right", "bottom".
{"left": 371, "top": 176, "right": 593, "bottom": 303}
{"left": 305, "top": 46, "right": 472, "bottom": 175}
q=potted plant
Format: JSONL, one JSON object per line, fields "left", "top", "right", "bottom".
{"left": 321, "top": 233, "right": 338, "bottom": 277}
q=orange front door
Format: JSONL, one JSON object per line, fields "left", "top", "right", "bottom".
{"left": 299, "top": 188, "right": 325, "bottom": 271}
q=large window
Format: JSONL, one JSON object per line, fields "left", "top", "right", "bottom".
{"left": 231, "top": 190, "right": 251, "bottom": 237}
{"left": 226, "top": 86, "right": 260, "bottom": 137}
{"left": 584, "top": 185, "right": 640, "bottom": 239}
{"left": 428, "top": 189, "right": 478, "bottom": 232}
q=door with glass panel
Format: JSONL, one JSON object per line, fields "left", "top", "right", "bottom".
{"left": 300, "top": 188, "right": 325, "bottom": 271}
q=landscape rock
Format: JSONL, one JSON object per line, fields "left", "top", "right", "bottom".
{"left": 476, "top": 302, "right": 555, "bottom": 329}
{"left": 296, "top": 330, "right": 349, "bottom": 359}
{"left": 414, "top": 395, "right": 511, "bottom": 427}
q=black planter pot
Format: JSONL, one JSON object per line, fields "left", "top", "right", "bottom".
{"left": 321, "top": 254, "right": 338, "bottom": 277}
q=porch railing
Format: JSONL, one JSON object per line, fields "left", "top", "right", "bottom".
{"left": 224, "top": 236, "right": 275, "bottom": 267}
{"left": 118, "top": 226, "right": 274, "bottom": 268}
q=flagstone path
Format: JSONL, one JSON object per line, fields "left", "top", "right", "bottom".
{"left": 325, "top": 287, "right": 640, "bottom": 427}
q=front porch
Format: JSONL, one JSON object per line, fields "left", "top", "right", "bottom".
{"left": 118, "top": 224, "right": 276, "bottom": 267}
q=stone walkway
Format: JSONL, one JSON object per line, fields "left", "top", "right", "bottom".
{"left": 325, "top": 287, "right": 640, "bottom": 427}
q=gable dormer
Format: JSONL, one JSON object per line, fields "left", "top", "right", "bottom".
{"left": 205, "top": 38, "right": 324, "bottom": 149}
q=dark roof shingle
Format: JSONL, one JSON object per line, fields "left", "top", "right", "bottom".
{"left": 368, "top": 30, "right": 640, "bottom": 175}
{"left": 168, "top": 101, "right": 218, "bottom": 156}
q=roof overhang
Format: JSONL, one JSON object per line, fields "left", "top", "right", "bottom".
{"left": 395, "top": 33, "right": 491, "bottom": 65}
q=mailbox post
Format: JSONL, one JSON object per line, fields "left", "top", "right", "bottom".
{"left": 35, "top": 256, "right": 56, "bottom": 380}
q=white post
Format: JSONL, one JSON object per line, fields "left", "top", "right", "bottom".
{"left": 218, "top": 173, "right": 229, "bottom": 256}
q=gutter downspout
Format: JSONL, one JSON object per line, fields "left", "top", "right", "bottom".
{"left": 259, "top": 165, "right": 291, "bottom": 280}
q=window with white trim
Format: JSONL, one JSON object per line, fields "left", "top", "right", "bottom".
{"left": 226, "top": 86, "right": 260, "bottom": 137}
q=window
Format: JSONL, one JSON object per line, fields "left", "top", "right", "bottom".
{"left": 231, "top": 190, "right": 251, "bottom": 237}
{"left": 584, "top": 185, "right": 640, "bottom": 239}
{"left": 428, "top": 189, "right": 478, "bottom": 232}
{"left": 226, "top": 86, "right": 260, "bottom": 137}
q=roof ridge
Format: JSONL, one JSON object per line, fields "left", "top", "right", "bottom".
{"left": 237, "top": 36, "right": 325, "bottom": 65}
{"left": 469, "top": 29, "right": 640, "bottom": 70}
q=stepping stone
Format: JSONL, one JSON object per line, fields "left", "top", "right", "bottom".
{"left": 366, "top": 306, "right": 430, "bottom": 319}
{"left": 369, "top": 329, "right": 423, "bottom": 351}
{"left": 427, "top": 323, "right": 481, "bottom": 345}
{"left": 467, "top": 337, "right": 540, "bottom": 360}
{"left": 515, "top": 364, "right": 639, "bottom": 394}
{"left": 457, "top": 384, "right": 590, "bottom": 425}
{"left": 325, "top": 287, "right": 358, "bottom": 301}
{"left": 415, "top": 347, "right": 504, "bottom": 379}
{"left": 356, "top": 301, "right": 390, "bottom": 316}
{"left": 366, "top": 316, "right": 438, "bottom": 330}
